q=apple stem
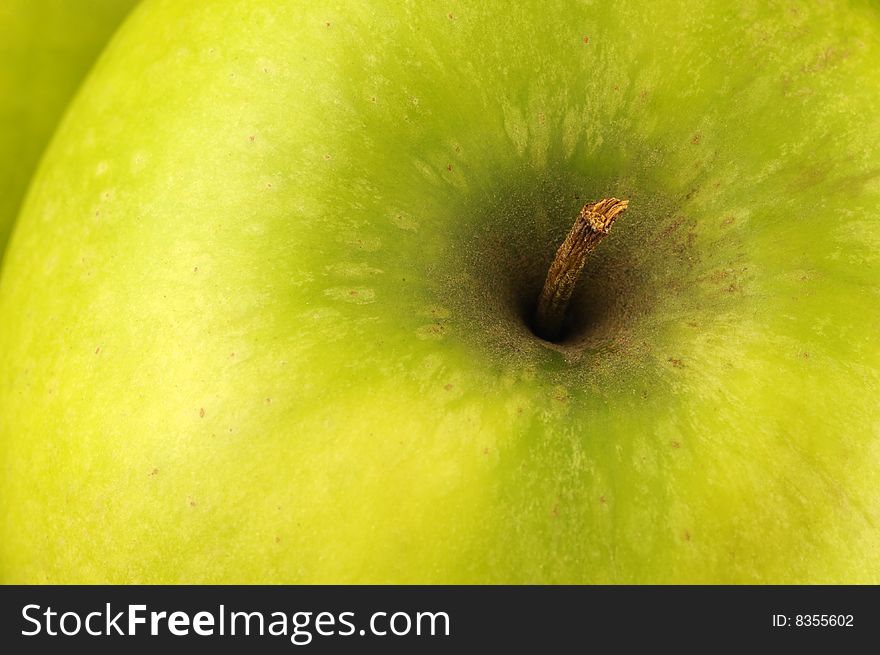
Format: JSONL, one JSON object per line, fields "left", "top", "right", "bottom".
{"left": 533, "top": 197, "right": 629, "bottom": 342}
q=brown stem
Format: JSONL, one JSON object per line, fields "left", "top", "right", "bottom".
{"left": 533, "top": 197, "right": 629, "bottom": 341}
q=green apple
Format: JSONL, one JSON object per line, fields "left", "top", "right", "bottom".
{"left": 1, "top": 0, "right": 879, "bottom": 583}
{"left": 0, "top": 0, "right": 139, "bottom": 260}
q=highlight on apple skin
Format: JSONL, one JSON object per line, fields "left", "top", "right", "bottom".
{"left": 0, "top": 0, "right": 878, "bottom": 584}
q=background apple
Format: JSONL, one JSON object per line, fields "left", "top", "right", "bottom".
{"left": 0, "top": 0, "right": 139, "bottom": 260}
{"left": 1, "top": 0, "right": 879, "bottom": 583}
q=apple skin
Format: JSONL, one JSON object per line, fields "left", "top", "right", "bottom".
{"left": 0, "top": 0, "right": 139, "bottom": 260}
{"left": 1, "top": 0, "right": 879, "bottom": 583}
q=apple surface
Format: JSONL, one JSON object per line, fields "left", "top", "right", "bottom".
{"left": 0, "top": 0, "right": 139, "bottom": 260}
{"left": 1, "top": 0, "right": 879, "bottom": 583}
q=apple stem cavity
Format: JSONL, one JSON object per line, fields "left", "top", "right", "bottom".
{"left": 533, "top": 197, "right": 629, "bottom": 342}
